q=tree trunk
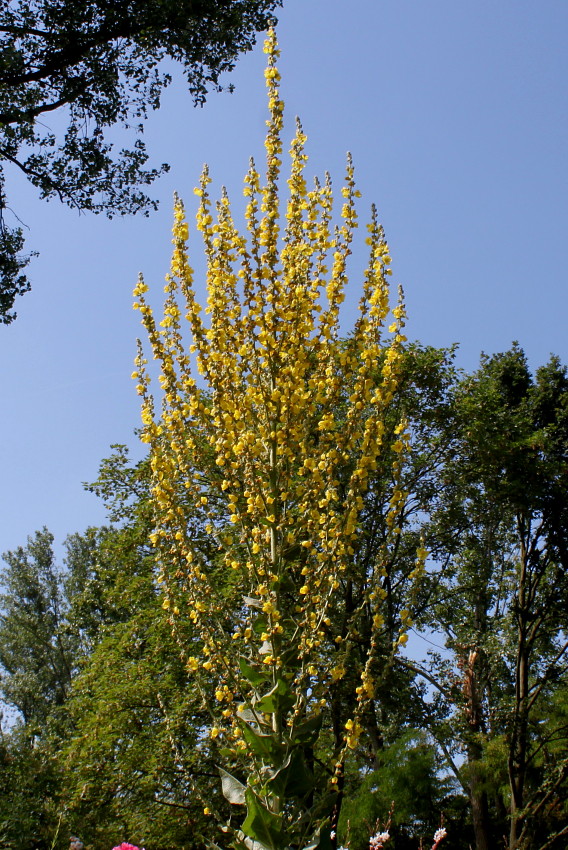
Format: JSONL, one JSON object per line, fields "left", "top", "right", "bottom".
{"left": 508, "top": 523, "right": 531, "bottom": 849}
{"left": 469, "top": 765, "right": 492, "bottom": 850}
{"left": 463, "top": 648, "right": 493, "bottom": 850}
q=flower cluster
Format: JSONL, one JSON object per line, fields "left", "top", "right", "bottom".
{"left": 135, "top": 26, "right": 407, "bottom": 752}
{"left": 134, "top": 27, "right": 411, "bottom": 844}
{"left": 112, "top": 844, "right": 142, "bottom": 850}
{"left": 431, "top": 827, "right": 447, "bottom": 848}
{"left": 369, "top": 830, "right": 391, "bottom": 848}
{"left": 341, "top": 825, "right": 446, "bottom": 850}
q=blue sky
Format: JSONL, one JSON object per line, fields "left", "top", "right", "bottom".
{"left": 1, "top": 0, "right": 567, "bottom": 559}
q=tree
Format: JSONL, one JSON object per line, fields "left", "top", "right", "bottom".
{"left": 0, "top": 459, "right": 225, "bottom": 849}
{"left": 0, "top": 722, "right": 65, "bottom": 850}
{"left": 0, "top": 528, "right": 74, "bottom": 727}
{"left": 413, "top": 346, "right": 568, "bottom": 850}
{"left": 65, "top": 528, "right": 221, "bottom": 849}
{"left": 0, "top": 529, "right": 76, "bottom": 850}
{"left": 338, "top": 731, "right": 463, "bottom": 850}
{"left": 0, "top": 0, "right": 282, "bottom": 322}
{"left": 134, "top": 27, "right": 415, "bottom": 850}
{"left": 64, "top": 450, "right": 228, "bottom": 850}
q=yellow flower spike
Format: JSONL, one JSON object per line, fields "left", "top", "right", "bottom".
{"left": 135, "top": 24, "right": 412, "bottom": 814}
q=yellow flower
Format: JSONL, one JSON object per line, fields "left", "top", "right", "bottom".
{"left": 136, "top": 21, "right": 409, "bottom": 797}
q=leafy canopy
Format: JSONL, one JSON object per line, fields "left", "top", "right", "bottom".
{"left": 0, "top": 0, "right": 281, "bottom": 322}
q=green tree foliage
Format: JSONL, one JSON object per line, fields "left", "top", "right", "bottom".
{"left": 0, "top": 528, "right": 74, "bottom": 726}
{"left": 2, "top": 346, "right": 568, "bottom": 850}
{"left": 0, "top": 0, "right": 282, "bottom": 322}
{"left": 63, "top": 448, "right": 228, "bottom": 849}
{"left": 0, "top": 529, "right": 75, "bottom": 849}
{"left": 338, "top": 731, "right": 465, "bottom": 850}
{"left": 0, "top": 447, "right": 237, "bottom": 849}
{"left": 0, "top": 723, "right": 65, "bottom": 850}
{"left": 414, "top": 345, "right": 568, "bottom": 850}
{"left": 64, "top": 527, "right": 221, "bottom": 849}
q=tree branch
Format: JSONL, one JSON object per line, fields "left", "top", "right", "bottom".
{"left": 0, "top": 93, "right": 74, "bottom": 125}
{"left": 395, "top": 656, "right": 454, "bottom": 701}
{"left": 0, "top": 145, "right": 80, "bottom": 207}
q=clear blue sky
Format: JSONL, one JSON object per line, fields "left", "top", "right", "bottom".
{"left": 1, "top": 0, "right": 567, "bottom": 558}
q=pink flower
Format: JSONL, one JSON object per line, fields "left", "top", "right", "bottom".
{"left": 112, "top": 844, "right": 143, "bottom": 850}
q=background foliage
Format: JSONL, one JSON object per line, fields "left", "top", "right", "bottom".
{"left": 1, "top": 344, "right": 567, "bottom": 849}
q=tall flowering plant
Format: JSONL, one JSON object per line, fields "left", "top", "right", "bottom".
{"left": 134, "top": 29, "right": 420, "bottom": 850}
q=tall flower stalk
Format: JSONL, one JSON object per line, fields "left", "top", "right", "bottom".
{"left": 133, "top": 29, "right": 415, "bottom": 850}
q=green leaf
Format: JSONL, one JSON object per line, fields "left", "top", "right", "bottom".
{"left": 291, "top": 713, "right": 323, "bottom": 745}
{"left": 240, "top": 657, "right": 269, "bottom": 689}
{"left": 255, "top": 678, "right": 295, "bottom": 715}
{"left": 242, "top": 788, "right": 284, "bottom": 849}
{"left": 219, "top": 767, "right": 246, "bottom": 805}
{"left": 239, "top": 721, "right": 283, "bottom": 765}
{"left": 302, "top": 824, "right": 333, "bottom": 850}
{"left": 264, "top": 753, "right": 292, "bottom": 798}
{"left": 266, "top": 747, "right": 314, "bottom": 800}
{"left": 283, "top": 748, "right": 314, "bottom": 799}
{"left": 252, "top": 614, "right": 269, "bottom": 635}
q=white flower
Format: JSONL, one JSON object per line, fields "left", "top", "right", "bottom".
{"left": 369, "top": 832, "right": 390, "bottom": 849}
{"left": 433, "top": 827, "right": 447, "bottom": 845}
